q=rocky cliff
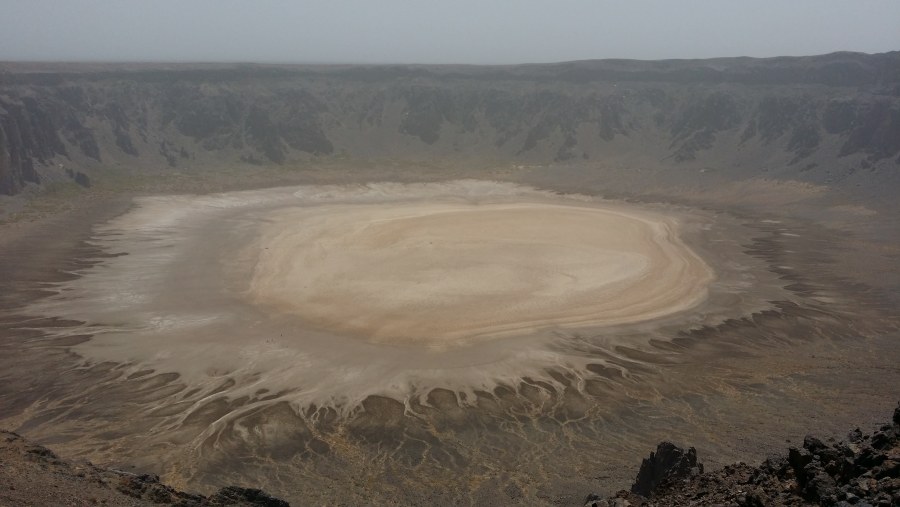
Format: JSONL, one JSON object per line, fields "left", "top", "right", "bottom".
{"left": 1, "top": 51, "right": 899, "bottom": 197}
{"left": 585, "top": 403, "right": 900, "bottom": 506}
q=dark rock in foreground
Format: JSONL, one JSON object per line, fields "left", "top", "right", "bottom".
{"left": 207, "top": 486, "right": 289, "bottom": 507}
{"left": 4, "top": 403, "right": 899, "bottom": 505}
{"left": 630, "top": 442, "right": 704, "bottom": 497}
{"left": 0, "top": 430, "right": 290, "bottom": 506}
{"left": 585, "top": 402, "right": 900, "bottom": 506}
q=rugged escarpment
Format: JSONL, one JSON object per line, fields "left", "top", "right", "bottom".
{"left": 585, "top": 403, "right": 900, "bottom": 506}
{"left": 1, "top": 51, "right": 899, "bottom": 198}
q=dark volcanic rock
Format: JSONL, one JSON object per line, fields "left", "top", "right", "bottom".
{"left": 207, "top": 486, "right": 291, "bottom": 506}
{"left": 585, "top": 402, "right": 900, "bottom": 507}
{"left": 630, "top": 442, "right": 703, "bottom": 497}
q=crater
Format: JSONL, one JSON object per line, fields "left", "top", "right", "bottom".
{"left": 10, "top": 179, "right": 881, "bottom": 506}
{"left": 249, "top": 201, "right": 713, "bottom": 344}
{"left": 23, "top": 180, "right": 771, "bottom": 411}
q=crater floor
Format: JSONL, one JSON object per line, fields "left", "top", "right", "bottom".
{"left": 249, "top": 201, "right": 712, "bottom": 344}
{"left": 3, "top": 179, "right": 897, "bottom": 505}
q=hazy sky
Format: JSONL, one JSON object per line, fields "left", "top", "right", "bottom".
{"left": 1, "top": 0, "right": 898, "bottom": 64}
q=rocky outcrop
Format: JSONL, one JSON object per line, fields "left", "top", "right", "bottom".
{"left": 584, "top": 403, "right": 900, "bottom": 506}
{"left": 630, "top": 442, "right": 704, "bottom": 497}
{"left": 1, "top": 52, "right": 898, "bottom": 197}
{"left": 0, "top": 429, "right": 290, "bottom": 506}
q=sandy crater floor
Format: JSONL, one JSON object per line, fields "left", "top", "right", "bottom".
{"left": 20, "top": 180, "right": 733, "bottom": 406}
{"left": 250, "top": 201, "right": 712, "bottom": 344}
{"left": 7, "top": 179, "right": 899, "bottom": 506}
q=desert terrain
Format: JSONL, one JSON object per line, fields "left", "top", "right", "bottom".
{"left": 1, "top": 54, "right": 899, "bottom": 505}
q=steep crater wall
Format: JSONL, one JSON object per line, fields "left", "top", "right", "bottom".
{"left": 1, "top": 51, "right": 899, "bottom": 197}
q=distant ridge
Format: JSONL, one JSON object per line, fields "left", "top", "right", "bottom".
{"left": 1, "top": 51, "right": 898, "bottom": 201}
